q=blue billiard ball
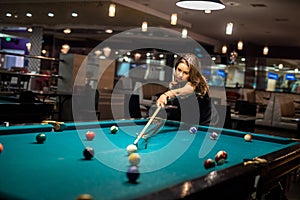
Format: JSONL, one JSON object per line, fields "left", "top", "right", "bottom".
{"left": 127, "top": 166, "right": 140, "bottom": 183}
{"left": 189, "top": 126, "right": 197, "bottom": 134}
{"left": 36, "top": 133, "right": 46, "bottom": 143}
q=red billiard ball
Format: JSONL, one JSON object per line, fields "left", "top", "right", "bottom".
{"left": 85, "top": 131, "right": 95, "bottom": 141}
{"left": 0, "top": 143, "right": 3, "bottom": 153}
{"left": 244, "top": 133, "right": 252, "bottom": 142}
{"left": 215, "top": 150, "right": 228, "bottom": 165}
{"left": 83, "top": 147, "right": 94, "bottom": 160}
{"left": 127, "top": 166, "right": 140, "bottom": 183}
{"left": 204, "top": 158, "right": 216, "bottom": 169}
{"left": 36, "top": 133, "right": 46, "bottom": 144}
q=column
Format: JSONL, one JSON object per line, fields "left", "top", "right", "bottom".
{"left": 28, "top": 27, "right": 43, "bottom": 72}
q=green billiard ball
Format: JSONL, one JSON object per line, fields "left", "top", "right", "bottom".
{"left": 110, "top": 125, "right": 119, "bottom": 134}
{"left": 36, "top": 133, "right": 46, "bottom": 144}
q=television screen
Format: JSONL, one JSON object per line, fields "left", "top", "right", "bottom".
{"left": 286, "top": 73, "right": 296, "bottom": 81}
{"left": 217, "top": 69, "right": 226, "bottom": 77}
{"left": 115, "top": 62, "right": 130, "bottom": 77}
{"left": 268, "top": 72, "right": 278, "bottom": 80}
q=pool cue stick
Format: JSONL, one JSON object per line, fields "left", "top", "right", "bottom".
{"left": 134, "top": 106, "right": 162, "bottom": 145}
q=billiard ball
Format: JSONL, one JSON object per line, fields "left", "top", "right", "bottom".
{"left": 189, "top": 126, "right": 197, "bottom": 134}
{"left": 215, "top": 150, "right": 228, "bottom": 165}
{"left": 83, "top": 147, "right": 94, "bottom": 160}
{"left": 0, "top": 143, "right": 3, "bottom": 153}
{"left": 36, "top": 133, "right": 46, "bottom": 143}
{"left": 126, "top": 166, "right": 140, "bottom": 183}
{"left": 128, "top": 153, "right": 140, "bottom": 166}
{"left": 204, "top": 158, "right": 216, "bottom": 169}
{"left": 76, "top": 193, "right": 93, "bottom": 200}
{"left": 126, "top": 144, "right": 137, "bottom": 155}
{"left": 110, "top": 125, "right": 119, "bottom": 134}
{"left": 85, "top": 131, "right": 95, "bottom": 141}
{"left": 244, "top": 133, "right": 252, "bottom": 142}
{"left": 209, "top": 131, "right": 218, "bottom": 140}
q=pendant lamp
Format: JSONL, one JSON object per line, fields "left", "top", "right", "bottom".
{"left": 176, "top": 0, "right": 225, "bottom": 11}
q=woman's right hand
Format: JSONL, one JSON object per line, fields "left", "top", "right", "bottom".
{"left": 156, "top": 93, "right": 168, "bottom": 107}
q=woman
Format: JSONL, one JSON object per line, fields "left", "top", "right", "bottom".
{"left": 156, "top": 53, "right": 211, "bottom": 125}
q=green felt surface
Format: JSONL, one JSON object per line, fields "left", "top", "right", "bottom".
{"left": 0, "top": 120, "right": 298, "bottom": 200}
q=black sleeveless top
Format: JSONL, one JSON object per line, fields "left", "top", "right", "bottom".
{"left": 167, "top": 93, "right": 211, "bottom": 126}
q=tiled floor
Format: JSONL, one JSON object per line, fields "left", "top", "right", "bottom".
{"left": 253, "top": 125, "right": 300, "bottom": 200}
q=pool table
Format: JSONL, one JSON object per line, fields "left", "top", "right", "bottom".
{"left": 0, "top": 119, "right": 300, "bottom": 200}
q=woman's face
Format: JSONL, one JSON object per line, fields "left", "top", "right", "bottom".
{"left": 174, "top": 62, "right": 190, "bottom": 82}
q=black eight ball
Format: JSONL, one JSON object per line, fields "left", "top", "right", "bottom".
{"left": 83, "top": 147, "right": 94, "bottom": 160}
{"left": 36, "top": 133, "right": 46, "bottom": 143}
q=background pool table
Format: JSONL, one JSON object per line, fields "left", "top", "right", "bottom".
{"left": 0, "top": 119, "right": 300, "bottom": 200}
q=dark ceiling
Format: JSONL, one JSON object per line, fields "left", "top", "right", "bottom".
{"left": 1, "top": 0, "right": 300, "bottom": 57}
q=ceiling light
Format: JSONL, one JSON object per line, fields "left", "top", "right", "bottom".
{"left": 176, "top": 0, "right": 225, "bottom": 11}
{"left": 6, "top": 13, "right": 12, "bottom": 17}
{"left": 71, "top": 12, "right": 78, "bottom": 17}
{"left": 278, "top": 64, "right": 283, "bottom": 69}
{"left": 27, "top": 28, "right": 33, "bottom": 32}
{"left": 103, "top": 47, "right": 111, "bottom": 57}
{"left": 94, "top": 50, "right": 102, "bottom": 56}
{"left": 48, "top": 12, "right": 54, "bottom": 17}
{"left": 237, "top": 40, "right": 243, "bottom": 50}
{"left": 141, "top": 21, "right": 148, "bottom": 32}
{"left": 204, "top": 10, "right": 212, "bottom": 14}
{"left": 63, "top": 28, "right": 71, "bottom": 34}
{"left": 134, "top": 53, "right": 142, "bottom": 60}
{"left": 171, "top": 13, "right": 177, "bottom": 25}
{"left": 26, "top": 12, "right": 32, "bottom": 17}
{"left": 61, "top": 44, "right": 70, "bottom": 54}
{"left": 221, "top": 45, "right": 227, "bottom": 54}
{"left": 225, "top": 22, "right": 233, "bottom": 35}
{"left": 108, "top": 3, "right": 116, "bottom": 17}
{"left": 26, "top": 42, "right": 31, "bottom": 51}
{"left": 181, "top": 28, "right": 188, "bottom": 38}
{"left": 105, "top": 29, "right": 113, "bottom": 34}
{"left": 263, "top": 46, "right": 269, "bottom": 55}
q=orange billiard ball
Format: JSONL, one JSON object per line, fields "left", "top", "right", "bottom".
{"left": 0, "top": 143, "right": 3, "bottom": 153}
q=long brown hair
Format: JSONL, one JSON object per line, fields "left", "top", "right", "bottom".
{"left": 175, "top": 53, "right": 209, "bottom": 96}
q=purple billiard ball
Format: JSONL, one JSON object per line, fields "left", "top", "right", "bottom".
{"left": 127, "top": 166, "right": 140, "bottom": 183}
{"left": 83, "top": 147, "right": 94, "bottom": 160}
{"left": 189, "top": 126, "right": 197, "bottom": 134}
{"left": 209, "top": 131, "right": 218, "bottom": 140}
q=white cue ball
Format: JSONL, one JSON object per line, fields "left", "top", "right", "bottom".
{"left": 126, "top": 144, "right": 137, "bottom": 155}
{"left": 244, "top": 133, "right": 252, "bottom": 142}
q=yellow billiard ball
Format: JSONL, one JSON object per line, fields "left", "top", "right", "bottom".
{"left": 128, "top": 153, "right": 140, "bottom": 166}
